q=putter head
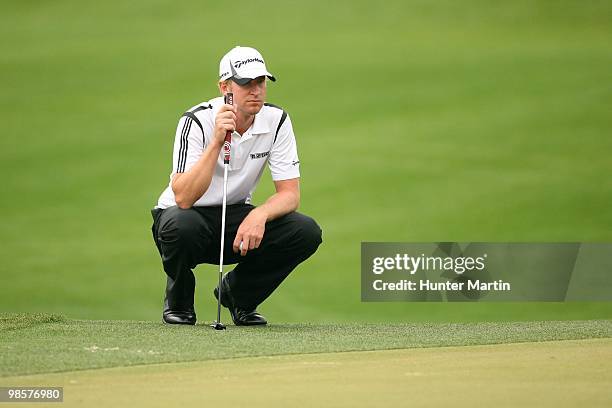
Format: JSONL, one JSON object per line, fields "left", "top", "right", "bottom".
{"left": 211, "top": 321, "right": 226, "bottom": 330}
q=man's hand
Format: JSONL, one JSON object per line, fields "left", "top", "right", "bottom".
{"left": 214, "top": 104, "right": 236, "bottom": 146}
{"left": 233, "top": 208, "right": 268, "bottom": 256}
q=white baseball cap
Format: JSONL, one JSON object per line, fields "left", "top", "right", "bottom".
{"left": 218, "top": 46, "right": 276, "bottom": 85}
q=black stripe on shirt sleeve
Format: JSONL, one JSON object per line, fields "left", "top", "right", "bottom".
{"left": 182, "top": 112, "right": 204, "bottom": 139}
{"left": 274, "top": 111, "right": 287, "bottom": 144}
{"left": 181, "top": 104, "right": 211, "bottom": 146}
{"left": 176, "top": 117, "right": 192, "bottom": 173}
{"left": 191, "top": 104, "right": 213, "bottom": 114}
{"left": 265, "top": 103, "right": 288, "bottom": 144}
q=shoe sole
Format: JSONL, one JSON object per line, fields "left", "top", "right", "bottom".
{"left": 234, "top": 320, "right": 267, "bottom": 326}
{"left": 161, "top": 317, "right": 196, "bottom": 325}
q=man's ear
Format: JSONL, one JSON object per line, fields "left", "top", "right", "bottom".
{"left": 218, "top": 80, "right": 232, "bottom": 96}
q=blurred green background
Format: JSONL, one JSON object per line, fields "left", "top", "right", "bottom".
{"left": 1, "top": 0, "right": 611, "bottom": 323}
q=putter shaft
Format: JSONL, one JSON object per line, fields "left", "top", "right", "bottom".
{"left": 212, "top": 92, "right": 233, "bottom": 330}
{"left": 215, "top": 163, "right": 229, "bottom": 327}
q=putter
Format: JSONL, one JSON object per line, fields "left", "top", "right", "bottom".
{"left": 211, "top": 92, "right": 233, "bottom": 331}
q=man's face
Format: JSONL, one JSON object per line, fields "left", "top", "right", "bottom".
{"left": 227, "top": 76, "right": 267, "bottom": 116}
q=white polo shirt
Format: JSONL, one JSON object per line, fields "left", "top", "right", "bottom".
{"left": 156, "top": 96, "right": 300, "bottom": 209}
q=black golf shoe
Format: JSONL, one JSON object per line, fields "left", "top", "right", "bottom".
{"left": 162, "top": 310, "right": 196, "bottom": 325}
{"left": 213, "top": 280, "right": 267, "bottom": 326}
{"left": 162, "top": 296, "right": 196, "bottom": 325}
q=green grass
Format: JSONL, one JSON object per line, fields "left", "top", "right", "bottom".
{"left": 1, "top": 1, "right": 611, "bottom": 323}
{"left": 8, "top": 340, "right": 610, "bottom": 408}
{"left": 1, "top": 313, "right": 610, "bottom": 377}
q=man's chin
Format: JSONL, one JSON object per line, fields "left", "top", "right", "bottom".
{"left": 246, "top": 102, "right": 264, "bottom": 115}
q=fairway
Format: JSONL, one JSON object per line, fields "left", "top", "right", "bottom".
{"left": 5, "top": 339, "right": 611, "bottom": 407}
{"left": 2, "top": 0, "right": 611, "bottom": 323}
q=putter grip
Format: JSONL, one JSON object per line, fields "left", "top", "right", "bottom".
{"left": 223, "top": 93, "right": 233, "bottom": 164}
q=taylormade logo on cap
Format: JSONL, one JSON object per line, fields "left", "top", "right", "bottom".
{"left": 234, "top": 57, "right": 264, "bottom": 68}
{"left": 219, "top": 46, "right": 276, "bottom": 84}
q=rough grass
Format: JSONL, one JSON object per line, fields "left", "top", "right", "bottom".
{"left": 1, "top": 313, "right": 610, "bottom": 377}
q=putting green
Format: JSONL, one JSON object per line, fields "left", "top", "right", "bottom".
{"left": 5, "top": 338, "right": 610, "bottom": 407}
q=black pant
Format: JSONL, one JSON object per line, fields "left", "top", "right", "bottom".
{"left": 151, "top": 204, "right": 322, "bottom": 314}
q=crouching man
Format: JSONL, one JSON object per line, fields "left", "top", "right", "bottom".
{"left": 150, "top": 46, "right": 322, "bottom": 326}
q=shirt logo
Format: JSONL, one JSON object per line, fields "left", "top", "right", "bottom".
{"left": 292, "top": 160, "right": 300, "bottom": 166}
{"left": 250, "top": 151, "right": 270, "bottom": 159}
